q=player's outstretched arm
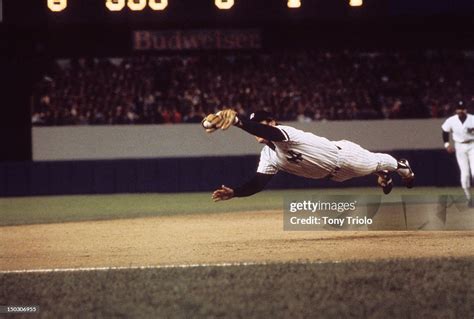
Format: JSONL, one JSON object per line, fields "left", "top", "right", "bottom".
{"left": 212, "top": 173, "right": 274, "bottom": 202}
{"left": 202, "top": 109, "right": 285, "bottom": 141}
{"left": 236, "top": 118, "right": 286, "bottom": 141}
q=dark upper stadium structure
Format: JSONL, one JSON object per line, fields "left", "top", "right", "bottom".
{"left": 2, "top": 0, "right": 474, "bottom": 158}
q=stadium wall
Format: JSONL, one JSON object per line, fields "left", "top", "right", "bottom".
{"left": 0, "top": 150, "right": 459, "bottom": 197}
{"left": 1, "top": 119, "right": 460, "bottom": 196}
{"left": 32, "top": 119, "right": 444, "bottom": 160}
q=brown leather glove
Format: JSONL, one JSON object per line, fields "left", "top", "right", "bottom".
{"left": 201, "top": 113, "right": 222, "bottom": 133}
{"left": 201, "top": 109, "right": 238, "bottom": 133}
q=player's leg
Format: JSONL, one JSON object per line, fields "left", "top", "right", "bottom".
{"left": 372, "top": 152, "right": 398, "bottom": 171}
{"left": 333, "top": 140, "right": 413, "bottom": 190}
{"left": 335, "top": 140, "right": 400, "bottom": 174}
{"left": 466, "top": 145, "right": 474, "bottom": 205}
{"left": 394, "top": 158, "right": 415, "bottom": 188}
{"left": 367, "top": 151, "right": 416, "bottom": 190}
{"left": 374, "top": 170, "right": 393, "bottom": 195}
{"left": 333, "top": 140, "right": 382, "bottom": 179}
{"left": 332, "top": 140, "right": 395, "bottom": 194}
{"left": 369, "top": 151, "right": 414, "bottom": 187}
{"left": 455, "top": 145, "right": 471, "bottom": 201}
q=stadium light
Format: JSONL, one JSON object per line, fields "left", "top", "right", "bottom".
{"left": 215, "top": 0, "right": 234, "bottom": 10}
{"left": 349, "top": 0, "right": 363, "bottom": 7}
{"left": 47, "top": 0, "right": 67, "bottom": 12}
{"left": 106, "top": 0, "right": 167, "bottom": 11}
{"left": 149, "top": 0, "right": 168, "bottom": 10}
{"left": 128, "top": 0, "right": 147, "bottom": 11}
{"left": 106, "top": 0, "right": 126, "bottom": 11}
{"left": 287, "top": 0, "right": 301, "bottom": 9}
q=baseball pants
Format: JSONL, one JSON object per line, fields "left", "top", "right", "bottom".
{"left": 454, "top": 142, "right": 474, "bottom": 199}
{"left": 331, "top": 140, "right": 398, "bottom": 182}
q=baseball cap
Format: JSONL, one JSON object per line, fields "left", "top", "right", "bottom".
{"left": 248, "top": 110, "right": 274, "bottom": 122}
{"left": 456, "top": 100, "right": 467, "bottom": 110}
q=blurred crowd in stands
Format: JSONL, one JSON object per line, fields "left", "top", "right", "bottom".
{"left": 31, "top": 50, "right": 474, "bottom": 125}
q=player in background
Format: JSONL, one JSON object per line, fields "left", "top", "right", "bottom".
{"left": 441, "top": 100, "right": 474, "bottom": 206}
{"left": 202, "top": 109, "right": 415, "bottom": 201}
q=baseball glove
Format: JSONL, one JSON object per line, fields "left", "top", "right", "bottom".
{"left": 201, "top": 109, "right": 238, "bottom": 133}
{"left": 201, "top": 113, "right": 221, "bottom": 133}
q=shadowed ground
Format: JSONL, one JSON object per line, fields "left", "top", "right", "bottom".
{"left": 2, "top": 258, "right": 472, "bottom": 318}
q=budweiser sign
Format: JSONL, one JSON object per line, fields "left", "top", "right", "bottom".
{"left": 133, "top": 29, "right": 261, "bottom": 51}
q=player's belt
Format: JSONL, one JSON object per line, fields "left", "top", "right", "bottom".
{"left": 459, "top": 140, "right": 474, "bottom": 144}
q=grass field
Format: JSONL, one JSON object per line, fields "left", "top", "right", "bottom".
{"left": 0, "top": 187, "right": 467, "bottom": 226}
{"left": 1, "top": 187, "right": 473, "bottom": 318}
{"left": 2, "top": 258, "right": 472, "bottom": 319}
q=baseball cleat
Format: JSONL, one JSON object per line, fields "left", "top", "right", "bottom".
{"left": 398, "top": 159, "right": 415, "bottom": 189}
{"left": 468, "top": 198, "right": 474, "bottom": 208}
{"left": 377, "top": 170, "right": 393, "bottom": 195}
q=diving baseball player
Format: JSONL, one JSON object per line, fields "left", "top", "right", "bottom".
{"left": 202, "top": 109, "right": 415, "bottom": 201}
{"left": 441, "top": 100, "right": 474, "bottom": 206}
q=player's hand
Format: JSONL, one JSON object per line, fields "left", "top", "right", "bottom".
{"left": 212, "top": 185, "right": 234, "bottom": 202}
{"left": 446, "top": 145, "right": 455, "bottom": 153}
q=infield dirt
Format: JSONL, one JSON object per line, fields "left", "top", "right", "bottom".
{"left": 1, "top": 210, "right": 473, "bottom": 271}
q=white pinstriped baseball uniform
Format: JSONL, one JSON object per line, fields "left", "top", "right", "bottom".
{"left": 442, "top": 114, "right": 474, "bottom": 198}
{"left": 257, "top": 125, "right": 398, "bottom": 182}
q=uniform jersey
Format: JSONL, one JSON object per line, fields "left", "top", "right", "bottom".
{"left": 256, "top": 124, "right": 398, "bottom": 182}
{"left": 257, "top": 125, "right": 340, "bottom": 179}
{"left": 441, "top": 114, "right": 474, "bottom": 143}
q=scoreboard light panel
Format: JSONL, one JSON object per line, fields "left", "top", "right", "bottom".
{"left": 47, "top": 0, "right": 305, "bottom": 12}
